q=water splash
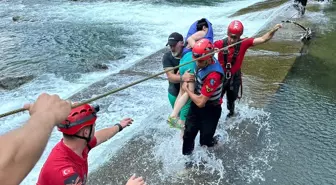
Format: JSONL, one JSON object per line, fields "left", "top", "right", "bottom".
{"left": 151, "top": 101, "right": 275, "bottom": 184}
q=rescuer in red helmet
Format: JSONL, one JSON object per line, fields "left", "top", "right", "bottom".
{"left": 36, "top": 103, "right": 146, "bottom": 185}
{"left": 181, "top": 38, "right": 224, "bottom": 156}
{"left": 214, "top": 20, "right": 282, "bottom": 118}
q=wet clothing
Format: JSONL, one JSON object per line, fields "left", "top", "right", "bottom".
{"left": 179, "top": 52, "right": 196, "bottom": 76}
{"left": 294, "top": 0, "right": 307, "bottom": 15}
{"left": 222, "top": 70, "right": 242, "bottom": 114}
{"left": 168, "top": 92, "right": 177, "bottom": 108}
{"left": 37, "top": 137, "right": 97, "bottom": 185}
{"left": 182, "top": 59, "right": 224, "bottom": 155}
{"left": 163, "top": 50, "right": 191, "bottom": 120}
{"left": 168, "top": 91, "right": 191, "bottom": 121}
{"left": 195, "top": 65, "right": 223, "bottom": 105}
{"left": 183, "top": 101, "right": 222, "bottom": 155}
{"left": 177, "top": 51, "right": 195, "bottom": 121}
{"left": 295, "top": 0, "right": 307, "bottom": 6}
{"left": 179, "top": 99, "right": 192, "bottom": 121}
{"left": 162, "top": 51, "right": 181, "bottom": 97}
{"left": 214, "top": 38, "right": 254, "bottom": 114}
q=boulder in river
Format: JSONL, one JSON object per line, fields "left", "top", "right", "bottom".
{"left": 0, "top": 75, "right": 35, "bottom": 90}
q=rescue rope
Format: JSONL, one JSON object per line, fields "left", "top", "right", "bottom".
{"left": 0, "top": 39, "right": 247, "bottom": 119}
{"left": 281, "top": 20, "right": 312, "bottom": 41}
{"left": 281, "top": 20, "right": 308, "bottom": 31}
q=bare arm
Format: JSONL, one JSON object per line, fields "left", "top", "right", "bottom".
{"left": 166, "top": 69, "right": 195, "bottom": 84}
{"left": 183, "top": 83, "right": 209, "bottom": 108}
{"left": 187, "top": 31, "right": 207, "bottom": 48}
{"left": 95, "top": 125, "right": 120, "bottom": 146}
{"left": 0, "top": 114, "right": 55, "bottom": 185}
{"left": 253, "top": 24, "right": 282, "bottom": 46}
{"left": 95, "top": 118, "right": 133, "bottom": 146}
{"left": 182, "top": 72, "right": 222, "bottom": 108}
{"left": 165, "top": 68, "right": 181, "bottom": 83}
{"left": 0, "top": 93, "right": 71, "bottom": 185}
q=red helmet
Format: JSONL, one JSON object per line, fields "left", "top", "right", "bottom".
{"left": 192, "top": 38, "right": 214, "bottom": 61}
{"left": 57, "top": 104, "right": 99, "bottom": 135}
{"left": 227, "top": 20, "right": 244, "bottom": 36}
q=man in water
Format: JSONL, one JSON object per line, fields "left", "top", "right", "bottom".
{"left": 214, "top": 20, "right": 282, "bottom": 118}
{"left": 294, "top": 0, "right": 307, "bottom": 15}
{"left": 181, "top": 38, "right": 224, "bottom": 156}
{"left": 36, "top": 103, "right": 146, "bottom": 185}
{"left": 168, "top": 18, "right": 214, "bottom": 129}
{"left": 162, "top": 32, "right": 194, "bottom": 110}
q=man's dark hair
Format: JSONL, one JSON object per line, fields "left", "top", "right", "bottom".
{"left": 196, "top": 18, "right": 208, "bottom": 31}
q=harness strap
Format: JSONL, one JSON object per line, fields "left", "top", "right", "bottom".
{"left": 222, "top": 38, "right": 244, "bottom": 99}
{"left": 237, "top": 72, "right": 243, "bottom": 101}
{"left": 223, "top": 38, "right": 241, "bottom": 79}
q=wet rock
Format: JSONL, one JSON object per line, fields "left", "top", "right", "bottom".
{"left": 114, "top": 55, "right": 126, "bottom": 60}
{"left": 0, "top": 75, "right": 34, "bottom": 90}
{"left": 229, "top": 0, "right": 288, "bottom": 17}
{"left": 93, "top": 63, "right": 108, "bottom": 70}
{"left": 12, "top": 16, "right": 21, "bottom": 22}
{"left": 12, "top": 15, "right": 37, "bottom": 23}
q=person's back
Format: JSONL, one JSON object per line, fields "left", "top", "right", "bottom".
{"left": 37, "top": 103, "right": 146, "bottom": 185}
{"left": 37, "top": 138, "right": 97, "bottom": 184}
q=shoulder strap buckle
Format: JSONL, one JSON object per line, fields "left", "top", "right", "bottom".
{"left": 225, "top": 71, "right": 232, "bottom": 79}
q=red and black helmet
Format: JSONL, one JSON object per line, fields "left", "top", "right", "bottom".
{"left": 227, "top": 20, "right": 244, "bottom": 36}
{"left": 192, "top": 38, "right": 214, "bottom": 61}
{"left": 57, "top": 104, "right": 99, "bottom": 135}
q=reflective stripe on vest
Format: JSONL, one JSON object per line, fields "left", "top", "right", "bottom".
{"left": 195, "top": 58, "right": 224, "bottom": 102}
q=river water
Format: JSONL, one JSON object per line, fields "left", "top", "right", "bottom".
{"left": 0, "top": 0, "right": 335, "bottom": 184}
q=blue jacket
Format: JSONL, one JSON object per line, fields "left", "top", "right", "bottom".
{"left": 182, "top": 18, "right": 214, "bottom": 56}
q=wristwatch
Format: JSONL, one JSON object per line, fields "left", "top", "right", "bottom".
{"left": 115, "top": 123, "right": 123, "bottom": 131}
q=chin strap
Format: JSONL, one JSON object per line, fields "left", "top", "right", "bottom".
{"left": 73, "top": 125, "right": 93, "bottom": 151}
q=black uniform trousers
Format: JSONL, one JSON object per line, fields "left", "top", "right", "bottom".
{"left": 182, "top": 101, "right": 222, "bottom": 155}
{"left": 221, "top": 70, "right": 241, "bottom": 114}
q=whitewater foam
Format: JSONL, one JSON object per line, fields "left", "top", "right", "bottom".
{"left": 0, "top": 0, "right": 290, "bottom": 184}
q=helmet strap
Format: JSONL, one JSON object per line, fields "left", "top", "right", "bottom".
{"left": 205, "top": 60, "right": 209, "bottom": 66}
{"left": 73, "top": 125, "right": 94, "bottom": 151}
{"left": 204, "top": 57, "right": 212, "bottom": 67}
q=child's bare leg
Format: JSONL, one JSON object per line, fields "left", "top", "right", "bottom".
{"left": 176, "top": 82, "right": 195, "bottom": 130}
{"left": 172, "top": 83, "right": 184, "bottom": 114}
{"left": 187, "top": 82, "right": 195, "bottom": 94}
{"left": 171, "top": 82, "right": 192, "bottom": 118}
